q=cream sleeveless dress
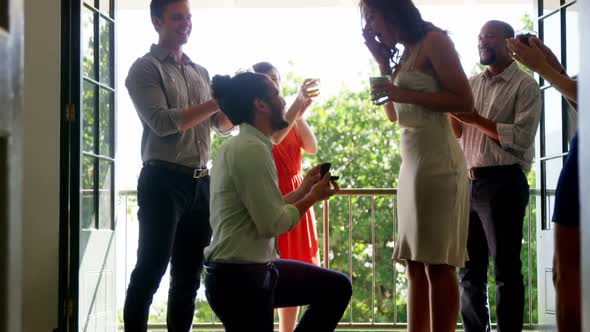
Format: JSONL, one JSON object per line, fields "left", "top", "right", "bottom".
{"left": 391, "top": 44, "right": 469, "bottom": 268}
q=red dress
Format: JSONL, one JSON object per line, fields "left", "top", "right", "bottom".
{"left": 273, "top": 128, "right": 320, "bottom": 265}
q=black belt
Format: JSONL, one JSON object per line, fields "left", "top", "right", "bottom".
{"left": 204, "top": 261, "right": 274, "bottom": 274}
{"left": 143, "top": 160, "right": 209, "bottom": 178}
{"left": 468, "top": 164, "right": 522, "bottom": 180}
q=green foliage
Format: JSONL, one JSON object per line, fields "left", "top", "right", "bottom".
{"left": 521, "top": 12, "right": 534, "bottom": 32}
{"left": 194, "top": 298, "right": 217, "bottom": 322}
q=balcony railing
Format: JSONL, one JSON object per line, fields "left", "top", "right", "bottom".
{"left": 117, "top": 188, "right": 540, "bottom": 331}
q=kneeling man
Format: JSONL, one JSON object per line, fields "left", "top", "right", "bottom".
{"left": 204, "top": 72, "right": 352, "bottom": 332}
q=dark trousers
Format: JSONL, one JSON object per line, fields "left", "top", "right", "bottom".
{"left": 204, "top": 259, "right": 352, "bottom": 332}
{"left": 459, "top": 167, "right": 529, "bottom": 332}
{"left": 123, "top": 165, "right": 212, "bottom": 332}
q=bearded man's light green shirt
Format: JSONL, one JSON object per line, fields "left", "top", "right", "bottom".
{"left": 204, "top": 124, "right": 301, "bottom": 263}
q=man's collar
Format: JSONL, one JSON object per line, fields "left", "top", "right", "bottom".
{"left": 484, "top": 61, "right": 519, "bottom": 81}
{"left": 150, "top": 43, "right": 194, "bottom": 65}
{"left": 239, "top": 123, "right": 273, "bottom": 150}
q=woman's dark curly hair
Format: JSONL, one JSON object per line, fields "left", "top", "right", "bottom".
{"left": 211, "top": 72, "right": 271, "bottom": 126}
{"left": 360, "top": 0, "right": 442, "bottom": 71}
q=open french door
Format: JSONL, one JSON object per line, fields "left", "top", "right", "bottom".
{"left": 59, "top": 0, "right": 117, "bottom": 331}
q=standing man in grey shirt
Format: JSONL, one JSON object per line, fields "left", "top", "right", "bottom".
{"left": 450, "top": 20, "right": 541, "bottom": 332}
{"left": 123, "top": 0, "right": 233, "bottom": 331}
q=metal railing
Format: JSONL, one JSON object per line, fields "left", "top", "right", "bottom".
{"left": 117, "top": 188, "right": 541, "bottom": 331}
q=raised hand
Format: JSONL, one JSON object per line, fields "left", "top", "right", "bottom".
{"left": 363, "top": 28, "right": 392, "bottom": 72}
{"left": 506, "top": 37, "right": 558, "bottom": 74}
{"left": 529, "top": 37, "right": 565, "bottom": 73}
{"left": 299, "top": 78, "right": 320, "bottom": 99}
{"left": 294, "top": 79, "right": 317, "bottom": 117}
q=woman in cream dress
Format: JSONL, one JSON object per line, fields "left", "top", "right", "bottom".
{"left": 360, "top": 0, "right": 473, "bottom": 331}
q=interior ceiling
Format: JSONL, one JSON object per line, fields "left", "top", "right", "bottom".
{"left": 118, "top": 0, "right": 534, "bottom": 10}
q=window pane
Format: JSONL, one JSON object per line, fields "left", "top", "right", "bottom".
{"left": 545, "top": 157, "right": 562, "bottom": 191}
{"left": 543, "top": 157, "right": 563, "bottom": 228}
{"left": 82, "top": 156, "right": 96, "bottom": 229}
{"left": 99, "top": 17, "right": 113, "bottom": 86}
{"left": 83, "top": 81, "right": 96, "bottom": 154}
{"left": 542, "top": 88, "right": 564, "bottom": 157}
{"left": 541, "top": 13, "right": 561, "bottom": 88}
{"left": 82, "top": 7, "right": 95, "bottom": 80}
{"left": 534, "top": 126, "right": 541, "bottom": 160}
{"left": 99, "top": 0, "right": 111, "bottom": 17}
{"left": 98, "top": 160, "right": 113, "bottom": 229}
{"left": 542, "top": 0, "right": 563, "bottom": 14}
{"left": 566, "top": 3, "right": 580, "bottom": 76}
{"left": 99, "top": 87, "right": 113, "bottom": 156}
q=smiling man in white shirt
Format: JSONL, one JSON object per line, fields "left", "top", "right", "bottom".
{"left": 450, "top": 20, "right": 541, "bottom": 332}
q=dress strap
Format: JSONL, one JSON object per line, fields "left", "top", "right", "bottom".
{"left": 405, "top": 39, "right": 425, "bottom": 72}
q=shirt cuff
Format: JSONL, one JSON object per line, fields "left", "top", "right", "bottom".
{"left": 496, "top": 123, "right": 514, "bottom": 148}
{"left": 168, "top": 108, "right": 184, "bottom": 132}
{"left": 213, "top": 113, "right": 236, "bottom": 136}
{"left": 285, "top": 204, "right": 301, "bottom": 231}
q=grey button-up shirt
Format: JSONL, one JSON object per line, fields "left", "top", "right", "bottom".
{"left": 126, "top": 44, "right": 225, "bottom": 168}
{"left": 461, "top": 61, "right": 541, "bottom": 171}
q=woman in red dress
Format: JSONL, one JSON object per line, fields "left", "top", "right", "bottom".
{"left": 253, "top": 62, "right": 320, "bottom": 332}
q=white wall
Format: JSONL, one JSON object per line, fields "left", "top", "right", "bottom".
{"left": 580, "top": 0, "right": 590, "bottom": 330}
{"left": 22, "top": 0, "right": 61, "bottom": 330}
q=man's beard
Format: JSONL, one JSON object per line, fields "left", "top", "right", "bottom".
{"left": 270, "top": 104, "right": 289, "bottom": 131}
{"left": 480, "top": 49, "right": 497, "bottom": 65}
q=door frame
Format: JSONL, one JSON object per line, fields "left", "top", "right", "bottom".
{"left": 534, "top": 0, "right": 579, "bottom": 325}
{"left": 58, "top": 0, "right": 82, "bottom": 330}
